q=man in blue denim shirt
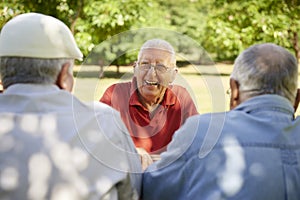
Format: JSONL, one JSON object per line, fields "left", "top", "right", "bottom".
{"left": 143, "top": 43, "right": 300, "bottom": 200}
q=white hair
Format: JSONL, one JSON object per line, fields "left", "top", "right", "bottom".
{"left": 137, "top": 39, "right": 176, "bottom": 65}
{"left": 0, "top": 57, "right": 73, "bottom": 89}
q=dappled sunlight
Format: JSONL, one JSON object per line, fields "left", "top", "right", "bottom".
{"left": 0, "top": 113, "right": 96, "bottom": 199}
{"left": 0, "top": 166, "right": 19, "bottom": 191}
{"left": 41, "top": 115, "right": 60, "bottom": 149}
{"left": 217, "top": 136, "right": 245, "bottom": 197}
{"left": 40, "top": 114, "right": 57, "bottom": 133}
{"left": 49, "top": 142, "right": 90, "bottom": 197}
{"left": 50, "top": 142, "right": 74, "bottom": 173}
{"left": 95, "top": 177, "right": 115, "bottom": 195}
{"left": 28, "top": 153, "right": 52, "bottom": 199}
{"left": 28, "top": 153, "right": 52, "bottom": 179}
{"left": 71, "top": 147, "right": 89, "bottom": 171}
{"left": 0, "top": 108, "right": 142, "bottom": 199}
{"left": 70, "top": 176, "right": 89, "bottom": 198}
{"left": 51, "top": 184, "right": 79, "bottom": 200}
{"left": 73, "top": 109, "right": 142, "bottom": 173}
{"left": 86, "top": 129, "right": 103, "bottom": 144}
{"left": 0, "top": 115, "right": 14, "bottom": 137}
{"left": 20, "top": 114, "right": 39, "bottom": 135}
{"left": 119, "top": 159, "right": 131, "bottom": 172}
{"left": 249, "top": 162, "right": 265, "bottom": 178}
{"left": 52, "top": 174, "right": 90, "bottom": 199}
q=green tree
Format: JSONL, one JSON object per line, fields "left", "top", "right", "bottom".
{"left": 76, "top": 0, "right": 153, "bottom": 56}
{"left": 0, "top": 0, "right": 84, "bottom": 30}
{"left": 203, "top": 0, "right": 300, "bottom": 61}
{"left": 0, "top": 0, "right": 154, "bottom": 62}
{"left": 0, "top": 1, "right": 25, "bottom": 28}
{"left": 132, "top": 0, "right": 210, "bottom": 64}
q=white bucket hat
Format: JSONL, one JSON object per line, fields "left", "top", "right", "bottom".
{"left": 0, "top": 13, "right": 83, "bottom": 60}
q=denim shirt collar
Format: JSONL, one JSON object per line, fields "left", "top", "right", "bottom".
{"left": 234, "top": 94, "right": 295, "bottom": 117}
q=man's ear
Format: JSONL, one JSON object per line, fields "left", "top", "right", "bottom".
{"left": 170, "top": 67, "right": 178, "bottom": 83}
{"left": 229, "top": 78, "right": 240, "bottom": 110}
{"left": 56, "top": 62, "right": 74, "bottom": 92}
{"left": 294, "top": 88, "right": 300, "bottom": 113}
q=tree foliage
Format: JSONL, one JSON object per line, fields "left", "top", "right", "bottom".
{"left": 1, "top": 0, "right": 300, "bottom": 62}
{"left": 202, "top": 0, "right": 300, "bottom": 61}
{"left": 0, "top": 0, "right": 152, "bottom": 62}
{"left": 76, "top": 0, "right": 152, "bottom": 56}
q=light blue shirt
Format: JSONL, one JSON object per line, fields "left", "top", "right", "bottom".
{"left": 143, "top": 95, "right": 300, "bottom": 200}
{"left": 0, "top": 84, "right": 142, "bottom": 200}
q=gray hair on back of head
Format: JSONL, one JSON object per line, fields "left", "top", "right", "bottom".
{"left": 0, "top": 57, "right": 73, "bottom": 89}
{"left": 138, "top": 39, "right": 176, "bottom": 65}
{"left": 231, "top": 43, "right": 298, "bottom": 104}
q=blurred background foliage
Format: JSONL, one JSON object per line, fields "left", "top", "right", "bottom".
{"left": 1, "top": 0, "right": 300, "bottom": 65}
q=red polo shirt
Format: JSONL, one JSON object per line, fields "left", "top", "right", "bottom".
{"left": 100, "top": 78, "right": 198, "bottom": 153}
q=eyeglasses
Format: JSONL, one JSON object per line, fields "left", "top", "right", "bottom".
{"left": 137, "top": 62, "right": 173, "bottom": 73}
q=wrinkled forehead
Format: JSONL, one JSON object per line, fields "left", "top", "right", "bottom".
{"left": 138, "top": 48, "right": 175, "bottom": 63}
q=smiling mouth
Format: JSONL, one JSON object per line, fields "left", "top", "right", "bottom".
{"left": 145, "top": 80, "right": 159, "bottom": 86}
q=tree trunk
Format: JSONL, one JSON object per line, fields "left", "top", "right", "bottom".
{"left": 70, "top": 0, "right": 84, "bottom": 34}
{"left": 116, "top": 65, "right": 120, "bottom": 75}
{"left": 291, "top": 31, "right": 300, "bottom": 61}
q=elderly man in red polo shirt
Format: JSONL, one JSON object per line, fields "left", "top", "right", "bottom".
{"left": 100, "top": 39, "right": 198, "bottom": 169}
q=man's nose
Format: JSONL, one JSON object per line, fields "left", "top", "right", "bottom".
{"left": 146, "top": 65, "right": 157, "bottom": 75}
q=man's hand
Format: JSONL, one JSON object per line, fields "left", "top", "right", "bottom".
{"left": 136, "top": 147, "right": 153, "bottom": 170}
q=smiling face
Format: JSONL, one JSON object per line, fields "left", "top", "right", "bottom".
{"left": 134, "top": 48, "right": 177, "bottom": 105}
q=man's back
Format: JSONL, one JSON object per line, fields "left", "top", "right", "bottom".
{"left": 143, "top": 95, "right": 300, "bottom": 200}
{"left": 0, "top": 84, "right": 142, "bottom": 199}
